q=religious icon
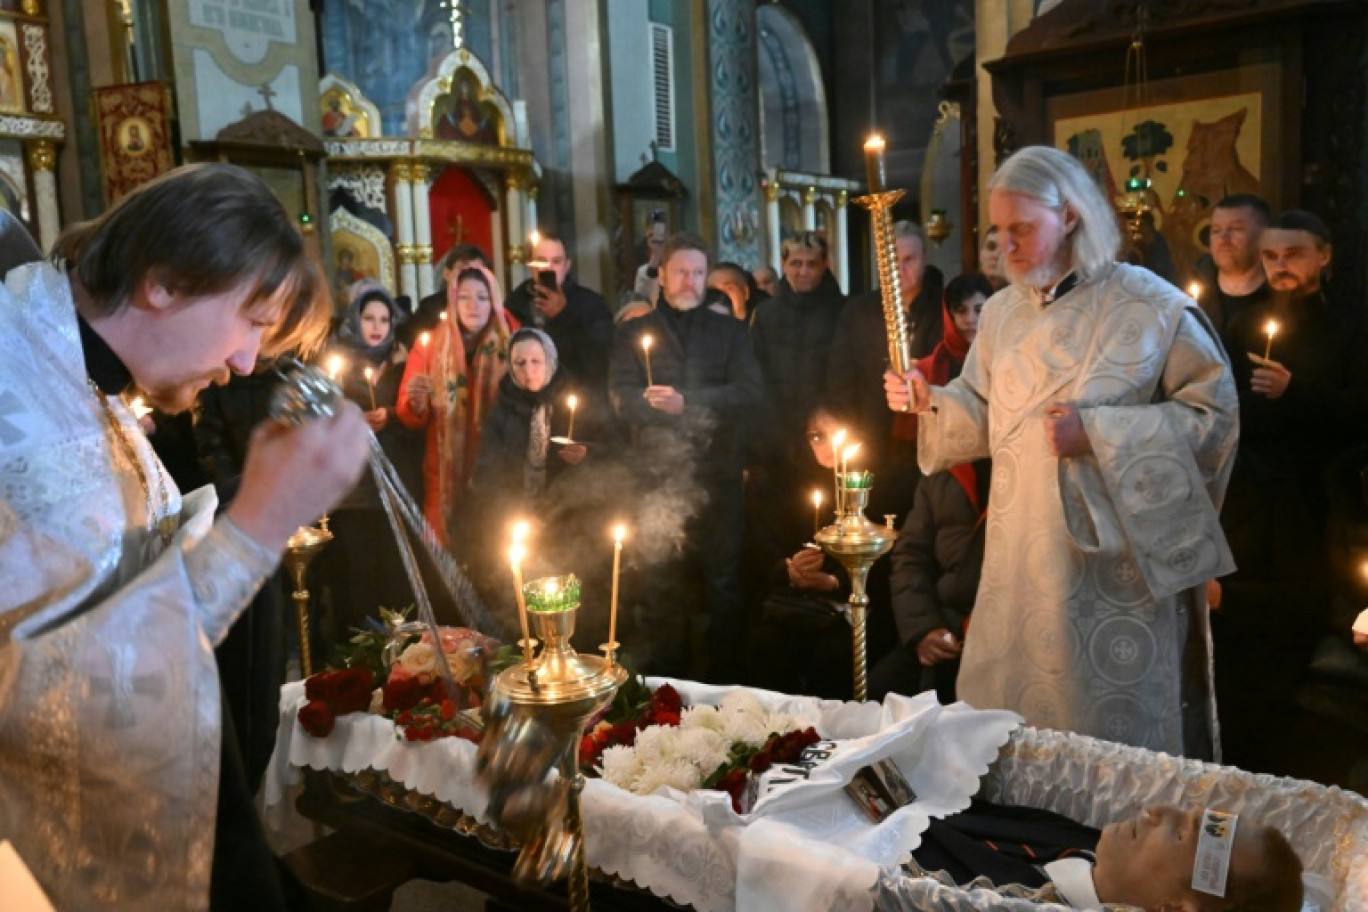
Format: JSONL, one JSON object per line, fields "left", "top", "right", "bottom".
{"left": 321, "top": 94, "right": 362, "bottom": 138}
{"left": 118, "top": 117, "right": 152, "bottom": 157}
{"left": 0, "top": 31, "right": 21, "bottom": 114}
{"left": 433, "top": 70, "right": 499, "bottom": 145}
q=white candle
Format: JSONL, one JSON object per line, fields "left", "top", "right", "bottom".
{"left": 864, "top": 134, "right": 887, "bottom": 194}
{"left": 641, "top": 334, "right": 654, "bottom": 387}
{"left": 509, "top": 521, "right": 533, "bottom": 667}
{"left": 1263, "top": 319, "right": 1279, "bottom": 361}
{"left": 566, "top": 394, "right": 578, "bottom": 440}
{"left": 812, "top": 489, "right": 823, "bottom": 536}
{"left": 831, "top": 428, "right": 846, "bottom": 512}
{"left": 608, "top": 525, "right": 625, "bottom": 660}
{"left": 363, "top": 366, "right": 377, "bottom": 410}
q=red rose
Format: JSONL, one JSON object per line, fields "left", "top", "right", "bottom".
{"left": 607, "top": 721, "right": 638, "bottom": 747}
{"left": 297, "top": 699, "right": 336, "bottom": 737}
{"left": 748, "top": 750, "right": 773, "bottom": 773}
{"left": 579, "top": 735, "right": 600, "bottom": 767}
{"left": 652, "top": 710, "right": 681, "bottom": 727}
{"left": 717, "top": 768, "right": 749, "bottom": 814}
{"left": 383, "top": 675, "right": 433, "bottom": 713}
{"left": 330, "top": 667, "right": 375, "bottom": 714}
{"left": 650, "top": 683, "right": 682, "bottom": 716}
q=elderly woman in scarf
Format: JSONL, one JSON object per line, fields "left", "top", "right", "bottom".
{"left": 316, "top": 281, "right": 425, "bottom": 645}
{"left": 398, "top": 263, "right": 514, "bottom": 544}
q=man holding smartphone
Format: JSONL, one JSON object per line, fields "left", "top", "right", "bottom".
{"left": 505, "top": 231, "right": 614, "bottom": 395}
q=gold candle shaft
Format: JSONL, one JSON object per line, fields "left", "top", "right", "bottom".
{"left": 511, "top": 561, "right": 535, "bottom": 667}
{"left": 850, "top": 604, "right": 868, "bottom": 701}
{"left": 608, "top": 540, "right": 621, "bottom": 649}
{"left": 1263, "top": 334, "right": 1274, "bottom": 362}
{"left": 867, "top": 196, "right": 914, "bottom": 376}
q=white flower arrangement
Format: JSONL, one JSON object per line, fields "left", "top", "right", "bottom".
{"left": 598, "top": 690, "right": 820, "bottom": 797}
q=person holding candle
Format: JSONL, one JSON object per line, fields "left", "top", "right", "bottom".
{"left": 885, "top": 146, "right": 1238, "bottom": 760}
{"left": 398, "top": 264, "right": 513, "bottom": 545}
{"left": 314, "top": 281, "right": 425, "bottom": 649}
{"left": 1210, "top": 209, "right": 1368, "bottom": 773}
{"left": 608, "top": 231, "right": 763, "bottom": 682}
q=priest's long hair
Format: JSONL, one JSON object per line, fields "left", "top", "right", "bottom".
{"left": 987, "top": 145, "right": 1121, "bottom": 282}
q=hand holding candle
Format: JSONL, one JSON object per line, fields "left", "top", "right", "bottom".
{"left": 864, "top": 134, "right": 888, "bottom": 195}
{"left": 641, "top": 334, "right": 655, "bottom": 386}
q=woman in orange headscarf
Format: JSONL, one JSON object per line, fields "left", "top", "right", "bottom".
{"left": 398, "top": 263, "right": 517, "bottom": 544}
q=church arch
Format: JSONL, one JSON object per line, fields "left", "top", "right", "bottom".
{"left": 756, "top": 5, "right": 829, "bottom": 175}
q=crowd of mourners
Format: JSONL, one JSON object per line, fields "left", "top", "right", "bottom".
{"left": 151, "top": 198, "right": 1368, "bottom": 793}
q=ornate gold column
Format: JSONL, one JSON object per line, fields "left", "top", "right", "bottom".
{"left": 21, "top": 0, "right": 41, "bottom": 16}
{"left": 764, "top": 181, "right": 781, "bottom": 268}
{"left": 26, "top": 140, "right": 58, "bottom": 253}
{"left": 390, "top": 161, "right": 418, "bottom": 302}
{"left": 411, "top": 162, "right": 434, "bottom": 300}
{"left": 801, "top": 185, "right": 817, "bottom": 231}
{"left": 834, "top": 190, "right": 850, "bottom": 294}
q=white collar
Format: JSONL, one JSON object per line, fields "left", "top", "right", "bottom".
{"left": 1044, "top": 857, "right": 1104, "bottom": 910}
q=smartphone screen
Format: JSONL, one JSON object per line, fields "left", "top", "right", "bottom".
{"left": 651, "top": 220, "right": 667, "bottom": 242}
{"left": 537, "top": 269, "right": 557, "bottom": 290}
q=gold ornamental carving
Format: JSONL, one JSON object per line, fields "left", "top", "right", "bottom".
{"left": 26, "top": 139, "right": 55, "bottom": 171}
{"left": 801, "top": 186, "right": 818, "bottom": 207}
{"left": 414, "top": 244, "right": 433, "bottom": 264}
{"left": 763, "top": 182, "right": 782, "bottom": 204}
{"left": 527, "top": 182, "right": 539, "bottom": 201}
{"left": 390, "top": 161, "right": 413, "bottom": 184}
{"left": 836, "top": 190, "right": 849, "bottom": 208}
{"left": 395, "top": 244, "right": 416, "bottom": 266}
{"left": 411, "top": 162, "right": 432, "bottom": 184}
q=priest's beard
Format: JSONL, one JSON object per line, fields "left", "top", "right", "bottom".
{"left": 1006, "top": 249, "right": 1074, "bottom": 294}
{"left": 142, "top": 373, "right": 226, "bottom": 414}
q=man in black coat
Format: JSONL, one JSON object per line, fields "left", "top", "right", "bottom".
{"left": 1213, "top": 209, "right": 1368, "bottom": 773}
{"left": 506, "top": 231, "right": 615, "bottom": 399}
{"left": 1193, "top": 194, "right": 1271, "bottom": 337}
{"left": 609, "top": 232, "right": 763, "bottom": 683}
{"left": 750, "top": 231, "right": 845, "bottom": 480}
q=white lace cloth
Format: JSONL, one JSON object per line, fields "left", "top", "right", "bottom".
{"left": 267, "top": 678, "right": 1019, "bottom": 912}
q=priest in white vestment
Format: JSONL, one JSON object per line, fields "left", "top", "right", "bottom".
{"left": 0, "top": 165, "right": 370, "bottom": 910}
{"left": 887, "top": 146, "right": 1237, "bottom": 758}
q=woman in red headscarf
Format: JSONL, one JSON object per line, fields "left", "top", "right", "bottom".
{"left": 398, "top": 263, "right": 517, "bottom": 544}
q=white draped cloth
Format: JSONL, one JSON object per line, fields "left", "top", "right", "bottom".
{"left": 918, "top": 263, "right": 1237, "bottom": 757}
{"left": 0, "top": 263, "right": 279, "bottom": 911}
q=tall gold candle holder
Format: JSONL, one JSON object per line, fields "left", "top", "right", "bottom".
{"left": 477, "top": 575, "right": 627, "bottom": 912}
{"left": 856, "top": 135, "right": 914, "bottom": 389}
{"left": 815, "top": 472, "right": 895, "bottom": 701}
{"left": 284, "top": 523, "right": 334, "bottom": 677}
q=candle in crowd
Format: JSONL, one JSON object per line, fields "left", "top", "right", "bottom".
{"left": 1263, "top": 319, "right": 1279, "bottom": 361}
{"left": 566, "top": 394, "right": 578, "bottom": 440}
{"left": 363, "top": 366, "right": 377, "bottom": 410}
{"left": 1187, "top": 282, "right": 1203, "bottom": 300}
{"left": 641, "top": 334, "right": 654, "bottom": 386}
{"left": 830, "top": 428, "right": 847, "bottom": 511}
{"left": 326, "top": 354, "right": 344, "bottom": 380}
{"left": 812, "top": 489, "right": 824, "bottom": 536}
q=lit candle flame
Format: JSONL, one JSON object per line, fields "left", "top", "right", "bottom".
{"left": 509, "top": 542, "right": 526, "bottom": 565}
{"left": 326, "top": 355, "right": 344, "bottom": 379}
{"left": 439, "top": 310, "right": 448, "bottom": 321}
{"left": 363, "top": 366, "right": 374, "bottom": 382}
{"left": 864, "top": 134, "right": 885, "bottom": 153}
{"left": 641, "top": 334, "right": 653, "bottom": 352}
{"left": 832, "top": 428, "right": 846, "bottom": 451}
{"left": 1187, "top": 282, "right": 1203, "bottom": 299}
{"left": 530, "top": 230, "right": 541, "bottom": 247}
{"left": 567, "top": 394, "right": 578, "bottom": 411}
{"left": 129, "top": 397, "right": 152, "bottom": 419}
{"left": 544, "top": 578, "right": 559, "bottom": 596}
{"left": 419, "top": 331, "right": 431, "bottom": 348}
{"left": 1264, "top": 319, "right": 1279, "bottom": 339}
{"left": 842, "top": 443, "right": 862, "bottom": 465}
{"left": 511, "top": 520, "right": 530, "bottom": 544}
{"left": 812, "top": 489, "right": 823, "bottom": 509}
{"left": 614, "top": 524, "right": 626, "bottom": 544}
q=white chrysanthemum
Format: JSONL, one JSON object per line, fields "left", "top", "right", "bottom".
{"left": 631, "top": 723, "right": 688, "bottom": 767}
{"left": 719, "top": 710, "right": 772, "bottom": 747}
{"left": 718, "top": 690, "right": 768, "bottom": 718}
{"left": 599, "top": 744, "right": 644, "bottom": 790}
{"left": 762, "top": 709, "right": 819, "bottom": 738}
{"left": 680, "top": 704, "right": 725, "bottom": 732}
{"left": 633, "top": 757, "right": 703, "bottom": 795}
{"left": 671, "top": 727, "right": 729, "bottom": 775}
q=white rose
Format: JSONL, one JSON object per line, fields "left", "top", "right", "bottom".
{"left": 398, "top": 642, "right": 438, "bottom": 676}
{"left": 444, "top": 648, "right": 480, "bottom": 682}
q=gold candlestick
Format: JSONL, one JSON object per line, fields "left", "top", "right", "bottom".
{"left": 284, "top": 523, "right": 334, "bottom": 677}
{"left": 855, "top": 139, "right": 913, "bottom": 399}
{"left": 815, "top": 471, "right": 895, "bottom": 701}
